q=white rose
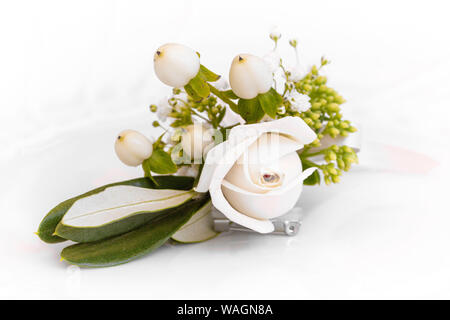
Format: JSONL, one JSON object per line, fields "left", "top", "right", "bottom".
{"left": 195, "top": 117, "right": 317, "bottom": 233}
{"left": 229, "top": 54, "right": 272, "bottom": 99}
{"left": 153, "top": 43, "right": 200, "bottom": 88}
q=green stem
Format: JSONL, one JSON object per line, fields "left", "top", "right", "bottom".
{"left": 223, "top": 123, "right": 240, "bottom": 129}
{"left": 208, "top": 84, "right": 238, "bottom": 112}
{"left": 300, "top": 157, "right": 323, "bottom": 169}
{"left": 191, "top": 108, "right": 211, "bottom": 123}
{"left": 301, "top": 150, "right": 325, "bottom": 158}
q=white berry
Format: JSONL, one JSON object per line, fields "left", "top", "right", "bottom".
{"left": 153, "top": 43, "right": 200, "bottom": 88}
{"left": 229, "top": 54, "right": 273, "bottom": 99}
{"left": 114, "top": 130, "right": 153, "bottom": 166}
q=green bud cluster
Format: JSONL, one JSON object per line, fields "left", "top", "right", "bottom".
{"left": 289, "top": 60, "right": 357, "bottom": 150}
{"left": 325, "top": 145, "right": 358, "bottom": 170}
{"left": 325, "top": 146, "right": 357, "bottom": 185}
{"left": 301, "top": 144, "right": 358, "bottom": 185}
{"left": 298, "top": 109, "right": 323, "bottom": 131}
{"left": 322, "top": 162, "right": 342, "bottom": 185}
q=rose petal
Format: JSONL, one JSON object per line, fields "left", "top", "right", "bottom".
{"left": 195, "top": 136, "right": 259, "bottom": 192}
{"left": 226, "top": 150, "right": 302, "bottom": 193}
{"left": 229, "top": 116, "right": 316, "bottom": 146}
{"left": 196, "top": 117, "right": 316, "bottom": 192}
{"left": 221, "top": 179, "right": 303, "bottom": 220}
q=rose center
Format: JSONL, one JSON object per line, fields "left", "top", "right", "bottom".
{"left": 263, "top": 173, "right": 278, "bottom": 183}
{"left": 259, "top": 170, "right": 284, "bottom": 188}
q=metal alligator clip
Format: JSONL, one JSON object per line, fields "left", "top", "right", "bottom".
{"left": 212, "top": 207, "right": 302, "bottom": 236}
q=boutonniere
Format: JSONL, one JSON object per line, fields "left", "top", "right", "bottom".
{"left": 37, "top": 31, "right": 359, "bottom": 267}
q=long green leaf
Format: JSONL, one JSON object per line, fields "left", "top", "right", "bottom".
{"left": 37, "top": 176, "right": 194, "bottom": 243}
{"left": 55, "top": 187, "right": 194, "bottom": 243}
{"left": 60, "top": 195, "right": 210, "bottom": 268}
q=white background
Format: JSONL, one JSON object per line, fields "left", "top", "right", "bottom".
{"left": 1, "top": 0, "right": 450, "bottom": 299}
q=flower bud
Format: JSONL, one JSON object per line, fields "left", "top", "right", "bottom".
{"left": 154, "top": 43, "right": 200, "bottom": 88}
{"left": 269, "top": 27, "right": 281, "bottom": 41}
{"left": 114, "top": 130, "right": 153, "bottom": 166}
{"left": 181, "top": 124, "right": 214, "bottom": 160}
{"left": 337, "top": 159, "right": 345, "bottom": 170}
{"left": 229, "top": 54, "right": 272, "bottom": 99}
{"left": 289, "top": 39, "right": 298, "bottom": 48}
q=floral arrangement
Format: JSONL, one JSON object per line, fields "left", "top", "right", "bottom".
{"left": 37, "top": 31, "right": 358, "bottom": 267}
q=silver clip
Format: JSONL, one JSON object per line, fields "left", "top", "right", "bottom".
{"left": 212, "top": 207, "right": 302, "bottom": 236}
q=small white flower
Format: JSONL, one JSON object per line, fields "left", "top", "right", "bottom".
{"left": 289, "top": 38, "right": 298, "bottom": 48}
{"left": 273, "top": 69, "right": 286, "bottom": 95}
{"left": 156, "top": 96, "right": 172, "bottom": 122}
{"left": 168, "top": 128, "right": 183, "bottom": 143}
{"left": 263, "top": 51, "right": 281, "bottom": 74}
{"left": 287, "top": 91, "right": 311, "bottom": 112}
{"left": 288, "top": 64, "right": 307, "bottom": 82}
{"left": 269, "top": 26, "right": 281, "bottom": 41}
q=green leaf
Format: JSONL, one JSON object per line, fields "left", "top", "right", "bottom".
{"left": 55, "top": 187, "right": 194, "bottom": 243}
{"left": 301, "top": 159, "right": 321, "bottom": 186}
{"left": 222, "top": 90, "right": 239, "bottom": 100}
{"left": 303, "top": 169, "right": 321, "bottom": 185}
{"left": 144, "top": 149, "right": 178, "bottom": 174}
{"left": 184, "top": 83, "right": 203, "bottom": 102}
{"left": 60, "top": 194, "right": 210, "bottom": 268}
{"left": 237, "top": 97, "right": 265, "bottom": 123}
{"left": 187, "top": 73, "right": 210, "bottom": 98}
{"left": 257, "top": 88, "right": 283, "bottom": 119}
{"left": 141, "top": 160, "right": 158, "bottom": 185}
{"left": 36, "top": 176, "right": 195, "bottom": 243}
{"left": 198, "top": 65, "right": 220, "bottom": 82}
